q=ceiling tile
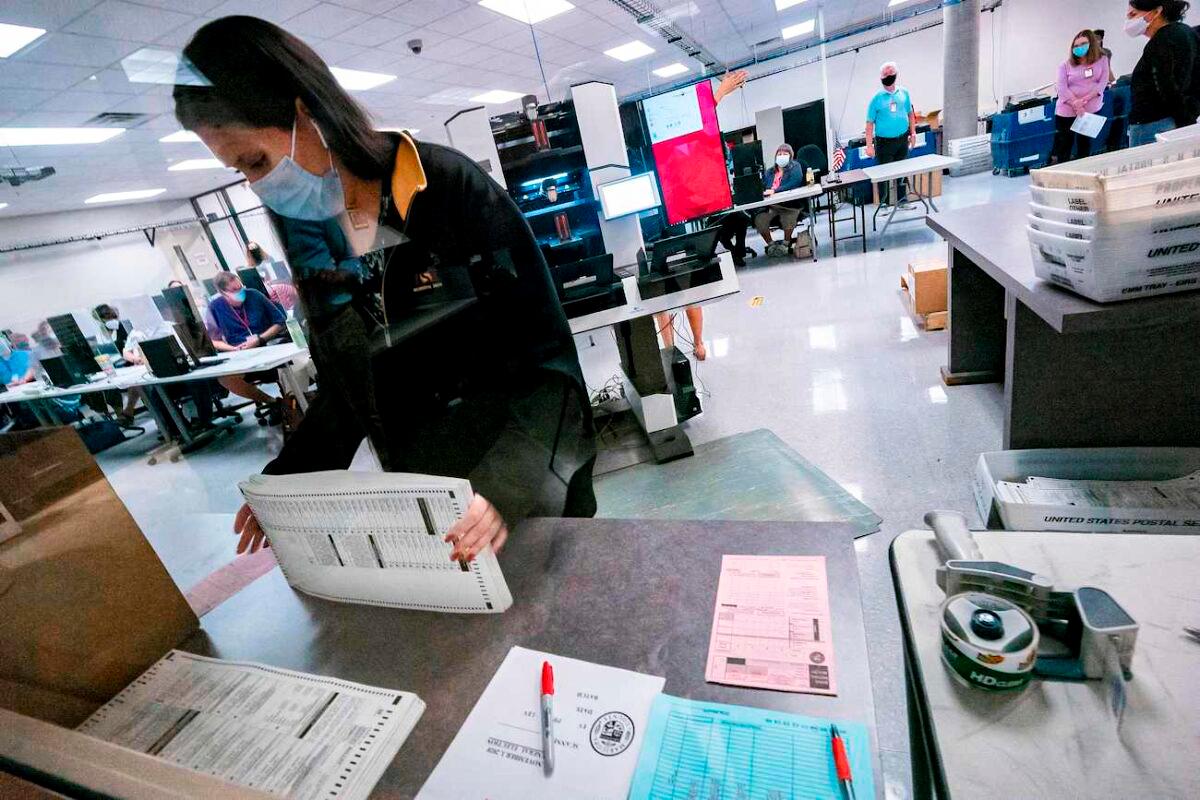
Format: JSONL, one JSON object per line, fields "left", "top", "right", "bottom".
{"left": 64, "top": 1, "right": 195, "bottom": 42}
{"left": 152, "top": 15, "right": 217, "bottom": 48}
{"left": 206, "top": 0, "right": 323, "bottom": 23}
{"left": 332, "top": 17, "right": 413, "bottom": 47}
{"left": 310, "top": 37, "right": 368, "bottom": 64}
{"left": 0, "top": 62, "right": 97, "bottom": 92}
{"left": 326, "top": 0, "right": 404, "bottom": 13}
{"left": 133, "top": 0, "right": 226, "bottom": 11}
{"left": 284, "top": 3, "right": 371, "bottom": 38}
{"left": 38, "top": 89, "right": 137, "bottom": 113}
{"left": 71, "top": 68, "right": 144, "bottom": 94}
{"left": 0, "top": 0, "right": 104, "bottom": 29}
{"left": 384, "top": 0, "right": 467, "bottom": 26}
{"left": 15, "top": 33, "right": 141, "bottom": 69}
{"left": 0, "top": 89, "right": 57, "bottom": 113}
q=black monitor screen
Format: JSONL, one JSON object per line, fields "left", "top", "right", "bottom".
{"left": 237, "top": 267, "right": 270, "bottom": 297}
{"left": 45, "top": 314, "right": 100, "bottom": 376}
{"left": 648, "top": 227, "right": 721, "bottom": 274}
{"left": 162, "top": 286, "right": 217, "bottom": 360}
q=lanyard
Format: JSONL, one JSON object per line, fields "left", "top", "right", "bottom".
{"left": 230, "top": 302, "right": 253, "bottom": 335}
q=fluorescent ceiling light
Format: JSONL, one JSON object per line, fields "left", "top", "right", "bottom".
{"left": 782, "top": 19, "right": 816, "bottom": 39}
{"left": 0, "top": 127, "right": 124, "bottom": 146}
{"left": 889, "top": 0, "right": 913, "bottom": 5}
{"left": 774, "top": 0, "right": 808, "bottom": 10}
{"left": 604, "top": 41, "right": 655, "bottom": 62}
{"left": 168, "top": 158, "right": 228, "bottom": 171}
{"left": 85, "top": 188, "right": 166, "bottom": 204}
{"left": 470, "top": 89, "right": 525, "bottom": 104}
{"left": 652, "top": 62, "right": 689, "bottom": 78}
{"left": 479, "top": 0, "right": 574, "bottom": 24}
{"left": 159, "top": 130, "right": 201, "bottom": 143}
{"left": 0, "top": 203, "right": 8, "bottom": 211}
{"left": 0, "top": 22, "right": 46, "bottom": 57}
{"left": 330, "top": 66, "right": 396, "bottom": 91}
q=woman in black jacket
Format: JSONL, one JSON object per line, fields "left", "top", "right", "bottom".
{"left": 1126, "top": 0, "right": 1199, "bottom": 145}
{"left": 173, "top": 16, "right": 596, "bottom": 561}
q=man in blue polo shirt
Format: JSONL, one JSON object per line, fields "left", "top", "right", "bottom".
{"left": 866, "top": 61, "right": 918, "bottom": 207}
{"left": 208, "top": 271, "right": 287, "bottom": 408}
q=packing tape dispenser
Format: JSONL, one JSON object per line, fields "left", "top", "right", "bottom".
{"left": 924, "top": 511, "right": 1138, "bottom": 717}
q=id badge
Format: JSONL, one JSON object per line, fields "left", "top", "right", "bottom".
{"left": 890, "top": 101, "right": 897, "bottom": 113}
{"left": 1084, "top": 68, "right": 1094, "bottom": 78}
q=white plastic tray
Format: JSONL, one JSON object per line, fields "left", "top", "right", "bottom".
{"left": 974, "top": 448, "right": 1200, "bottom": 532}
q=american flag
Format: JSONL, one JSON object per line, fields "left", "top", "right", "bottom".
{"left": 831, "top": 145, "right": 846, "bottom": 172}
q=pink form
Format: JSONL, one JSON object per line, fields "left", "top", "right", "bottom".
{"left": 704, "top": 554, "right": 838, "bottom": 695}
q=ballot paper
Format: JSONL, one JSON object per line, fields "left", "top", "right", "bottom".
{"left": 704, "top": 554, "right": 838, "bottom": 695}
{"left": 417, "top": 646, "right": 666, "bottom": 800}
{"left": 1071, "top": 112, "right": 1107, "bottom": 139}
{"left": 997, "top": 471, "right": 1200, "bottom": 511}
{"left": 239, "top": 471, "right": 512, "bottom": 613}
{"left": 627, "top": 695, "right": 876, "bottom": 800}
{"left": 78, "top": 651, "right": 424, "bottom": 800}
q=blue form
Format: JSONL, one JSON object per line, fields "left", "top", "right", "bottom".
{"left": 628, "top": 695, "right": 875, "bottom": 800}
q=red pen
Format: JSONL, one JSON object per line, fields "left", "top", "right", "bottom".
{"left": 540, "top": 661, "right": 555, "bottom": 777}
{"left": 830, "top": 724, "right": 856, "bottom": 800}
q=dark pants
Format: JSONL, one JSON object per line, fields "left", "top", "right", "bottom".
{"left": 717, "top": 211, "right": 751, "bottom": 265}
{"left": 875, "top": 134, "right": 910, "bottom": 206}
{"left": 1053, "top": 114, "right": 1093, "bottom": 163}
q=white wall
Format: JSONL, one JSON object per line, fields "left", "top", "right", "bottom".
{"left": 712, "top": 0, "right": 1142, "bottom": 144}
{"left": 0, "top": 200, "right": 214, "bottom": 334}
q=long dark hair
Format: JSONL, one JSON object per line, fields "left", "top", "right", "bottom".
{"left": 174, "top": 16, "right": 392, "bottom": 179}
{"left": 1070, "top": 29, "right": 1101, "bottom": 66}
{"left": 1129, "top": 0, "right": 1190, "bottom": 22}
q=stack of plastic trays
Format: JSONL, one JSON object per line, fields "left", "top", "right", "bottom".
{"left": 1026, "top": 138, "right": 1200, "bottom": 301}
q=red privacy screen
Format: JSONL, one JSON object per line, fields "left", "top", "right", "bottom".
{"left": 644, "top": 81, "right": 732, "bottom": 226}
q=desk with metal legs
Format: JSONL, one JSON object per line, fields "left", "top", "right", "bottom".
{"left": 930, "top": 200, "right": 1200, "bottom": 449}
{"left": 864, "top": 154, "right": 961, "bottom": 250}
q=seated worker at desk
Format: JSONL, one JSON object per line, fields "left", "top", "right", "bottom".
{"left": 175, "top": 15, "right": 597, "bottom": 559}
{"left": 207, "top": 271, "right": 290, "bottom": 415}
{"left": 753, "top": 143, "right": 809, "bottom": 257}
{"left": 865, "top": 61, "right": 917, "bottom": 206}
{"left": 94, "top": 303, "right": 143, "bottom": 425}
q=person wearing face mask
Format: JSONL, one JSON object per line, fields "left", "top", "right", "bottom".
{"left": 752, "top": 143, "right": 808, "bottom": 255}
{"left": 1053, "top": 30, "right": 1112, "bottom": 164}
{"left": 174, "top": 16, "right": 596, "bottom": 560}
{"left": 0, "top": 334, "right": 36, "bottom": 387}
{"left": 865, "top": 62, "right": 917, "bottom": 208}
{"left": 94, "top": 303, "right": 144, "bottom": 424}
{"left": 207, "top": 271, "right": 288, "bottom": 410}
{"left": 1126, "top": 0, "right": 1198, "bottom": 146}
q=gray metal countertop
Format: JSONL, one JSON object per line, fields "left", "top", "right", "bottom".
{"left": 184, "top": 517, "right": 882, "bottom": 798}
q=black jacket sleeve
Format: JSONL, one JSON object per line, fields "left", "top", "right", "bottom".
{"left": 1154, "top": 26, "right": 1199, "bottom": 127}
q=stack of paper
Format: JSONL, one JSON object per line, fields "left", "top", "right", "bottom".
{"left": 417, "top": 647, "right": 665, "bottom": 799}
{"left": 239, "top": 471, "right": 512, "bottom": 613}
{"left": 1026, "top": 137, "right": 1200, "bottom": 301}
{"left": 78, "top": 651, "right": 424, "bottom": 800}
{"left": 996, "top": 471, "right": 1200, "bottom": 512}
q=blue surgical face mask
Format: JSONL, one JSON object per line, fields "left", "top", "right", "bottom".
{"left": 775, "top": 154, "right": 791, "bottom": 168}
{"left": 251, "top": 117, "right": 346, "bottom": 221}
{"left": 231, "top": 289, "right": 247, "bottom": 304}
{"left": 1073, "top": 44, "right": 1090, "bottom": 58}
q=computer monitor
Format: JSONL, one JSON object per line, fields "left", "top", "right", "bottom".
{"left": 161, "top": 286, "right": 217, "bottom": 361}
{"left": 554, "top": 254, "right": 615, "bottom": 300}
{"left": 139, "top": 336, "right": 193, "bottom": 378}
{"left": 597, "top": 173, "right": 662, "bottom": 220}
{"left": 201, "top": 277, "right": 218, "bottom": 297}
{"left": 236, "top": 266, "right": 270, "bottom": 298}
{"left": 730, "top": 141, "right": 763, "bottom": 176}
{"left": 40, "top": 355, "right": 89, "bottom": 389}
{"left": 45, "top": 314, "right": 101, "bottom": 376}
{"left": 647, "top": 227, "right": 721, "bottom": 275}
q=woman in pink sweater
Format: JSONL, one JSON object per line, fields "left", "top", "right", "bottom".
{"left": 1052, "top": 30, "right": 1112, "bottom": 163}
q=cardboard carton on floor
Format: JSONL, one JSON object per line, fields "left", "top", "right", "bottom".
{"left": 900, "top": 258, "right": 948, "bottom": 330}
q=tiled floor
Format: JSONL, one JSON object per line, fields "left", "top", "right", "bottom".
{"left": 96, "top": 168, "right": 1032, "bottom": 799}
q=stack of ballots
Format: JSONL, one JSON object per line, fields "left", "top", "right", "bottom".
{"left": 1026, "top": 137, "right": 1200, "bottom": 302}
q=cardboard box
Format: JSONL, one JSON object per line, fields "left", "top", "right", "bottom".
{"left": 0, "top": 428, "right": 198, "bottom": 726}
{"left": 873, "top": 167, "right": 943, "bottom": 203}
{"left": 974, "top": 448, "right": 1200, "bottom": 532}
{"left": 902, "top": 258, "right": 948, "bottom": 314}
